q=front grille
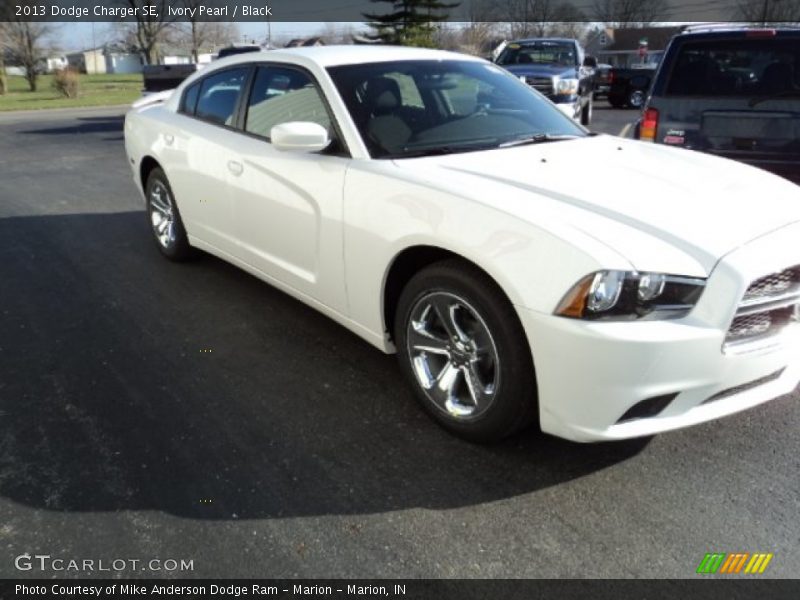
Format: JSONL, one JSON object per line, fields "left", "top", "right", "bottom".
{"left": 724, "top": 265, "right": 800, "bottom": 351}
{"left": 727, "top": 308, "right": 794, "bottom": 342}
{"left": 524, "top": 76, "right": 553, "bottom": 96}
{"left": 741, "top": 266, "right": 800, "bottom": 304}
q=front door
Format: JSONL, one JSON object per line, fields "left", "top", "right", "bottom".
{"left": 230, "top": 65, "right": 350, "bottom": 313}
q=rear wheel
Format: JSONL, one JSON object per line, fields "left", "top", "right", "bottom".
{"left": 628, "top": 89, "right": 645, "bottom": 109}
{"left": 145, "top": 167, "right": 194, "bottom": 261}
{"left": 394, "top": 259, "right": 537, "bottom": 443}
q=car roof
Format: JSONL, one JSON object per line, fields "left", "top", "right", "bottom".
{"left": 509, "top": 38, "right": 576, "bottom": 44}
{"left": 676, "top": 26, "right": 800, "bottom": 39}
{"left": 209, "top": 45, "right": 484, "bottom": 69}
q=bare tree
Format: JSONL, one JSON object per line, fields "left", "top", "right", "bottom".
{"left": 0, "top": 4, "right": 52, "bottom": 92}
{"left": 0, "top": 46, "right": 6, "bottom": 95}
{"left": 502, "top": 0, "right": 562, "bottom": 37}
{"left": 460, "top": 0, "right": 500, "bottom": 55}
{"left": 118, "top": 0, "right": 175, "bottom": 64}
{"left": 592, "top": 0, "right": 667, "bottom": 27}
{"left": 487, "top": 0, "right": 587, "bottom": 38}
{"left": 315, "top": 22, "right": 361, "bottom": 45}
{"left": 737, "top": 0, "right": 800, "bottom": 23}
{"left": 176, "top": 21, "right": 238, "bottom": 61}
{"left": 0, "top": 6, "right": 8, "bottom": 95}
{"left": 176, "top": 1, "right": 237, "bottom": 61}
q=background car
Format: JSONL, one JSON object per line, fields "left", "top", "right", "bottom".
{"left": 494, "top": 38, "right": 596, "bottom": 125}
{"left": 607, "top": 64, "right": 658, "bottom": 108}
{"left": 592, "top": 63, "right": 613, "bottom": 99}
{"left": 637, "top": 25, "right": 800, "bottom": 184}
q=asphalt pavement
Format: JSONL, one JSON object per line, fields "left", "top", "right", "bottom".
{"left": 589, "top": 99, "right": 639, "bottom": 136}
{"left": 0, "top": 105, "right": 797, "bottom": 579}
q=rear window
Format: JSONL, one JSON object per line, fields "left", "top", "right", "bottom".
{"left": 195, "top": 67, "right": 250, "bottom": 127}
{"left": 181, "top": 82, "right": 200, "bottom": 115}
{"left": 665, "top": 38, "right": 800, "bottom": 97}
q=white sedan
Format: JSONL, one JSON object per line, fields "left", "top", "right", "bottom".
{"left": 124, "top": 46, "right": 800, "bottom": 443}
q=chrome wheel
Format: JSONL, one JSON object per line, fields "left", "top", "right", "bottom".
{"left": 406, "top": 291, "right": 499, "bottom": 420}
{"left": 149, "top": 180, "right": 176, "bottom": 249}
{"left": 629, "top": 90, "right": 645, "bottom": 108}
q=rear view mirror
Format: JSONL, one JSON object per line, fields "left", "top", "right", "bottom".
{"left": 270, "top": 122, "right": 330, "bottom": 153}
{"left": 583, "top": 56, "right": 598, "bottom": 68}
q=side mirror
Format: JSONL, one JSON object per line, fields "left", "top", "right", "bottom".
{"left": 270, "top": 122, "right": 330, "bottom": 153}
{"left": 583, "top": 56, "right": 598, "bottom": 68}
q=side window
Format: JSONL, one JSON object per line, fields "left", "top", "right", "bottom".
{"left": 195, "top": 67, "right": 250, "bottom": 127}
{"left": 244, "top": 66, "right": 332, "bottom": 140}
{"left": 181, "top": 82, "right": 200, "bottom": 115}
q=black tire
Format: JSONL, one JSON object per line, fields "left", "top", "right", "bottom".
{"left": 581, "top": 95, "right": 593, "bottom": 126}
{"left": 394, "top": 258, "right": 538, "bottom": 443}
{"left": 145, "top": 167, "right": 195, "bottom": 261}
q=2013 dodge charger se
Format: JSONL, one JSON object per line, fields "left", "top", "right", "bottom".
{"left": 124, "top": 46, "right": 800, "bottom": 443}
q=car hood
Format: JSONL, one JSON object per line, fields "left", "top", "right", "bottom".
{"left": 392, "top": 135, "right": 800, "bottom": 275}
{"left": 501, "top": 64, "right": 578, "bottom": 78}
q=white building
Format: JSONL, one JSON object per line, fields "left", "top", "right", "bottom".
{"left": 66, "top": 47, "right": 143, "bottom": 75}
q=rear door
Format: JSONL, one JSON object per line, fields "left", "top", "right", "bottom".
{"left": 649, "top": 33, "right": 800, "bottom": 182}
{"left": 170, "top": 66, "right": 252, "bottom": 255}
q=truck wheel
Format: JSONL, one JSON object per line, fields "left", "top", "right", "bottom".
{"left": 581, "top": 96, "right": 593, "bottom": 126}
{"left": 628, "top": 90, "right": 645, "bottom": 109}
{"left": 394, "top": 259, "right": 538, "bottom": 443}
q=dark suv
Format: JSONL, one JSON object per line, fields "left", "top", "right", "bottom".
{"left": 637, "top": 26, "right": 800, "bottom": 184}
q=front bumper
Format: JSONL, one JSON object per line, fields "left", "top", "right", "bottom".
{"left": 519, "top": 222, "right": 800, "bottom": 442}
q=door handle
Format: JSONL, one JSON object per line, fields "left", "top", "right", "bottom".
{"left": 227, "top": 160, "right": 243, "bottom": 176}
{"left": 164, "top": 134, "right": 174, "bottom": 145}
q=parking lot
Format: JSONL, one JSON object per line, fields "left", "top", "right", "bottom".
{"left": 0, "top": 103, "right": 797, "bottom": 579}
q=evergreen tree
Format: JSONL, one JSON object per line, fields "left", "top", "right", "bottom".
{"left": 364, "top": 0, "right": 460, "bottom": 47}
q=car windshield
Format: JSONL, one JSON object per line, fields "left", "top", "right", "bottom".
{"left": 665, "top": 38, "right": 800, "bottom": 97}
{"left": 496, "top": 42, "right": 577, "bottom": 66}
{"left": 327, "top": 59, "right": 586, "bottom": 159}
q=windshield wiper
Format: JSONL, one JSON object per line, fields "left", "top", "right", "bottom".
{"left": 748, "top": 89, "right": 800, "bottom": 107}
{"left": 498, "top": 133, "right": 581, "bottom": 148}
{"left": 392, "top": 143, "right": 497, "bottom": 159}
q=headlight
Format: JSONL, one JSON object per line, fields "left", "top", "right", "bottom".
{"left": 555, "top": 270, "right": 706, "bottom": 321}
{"left": 555, "top": 78, "right": 579, "bottom": 95}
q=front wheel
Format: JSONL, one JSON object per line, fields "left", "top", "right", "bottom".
{"left": 394, "top": 259, "right": 537, "bottom": 443}
{"left": 581, "top": 96, "right": 593, "bottom": 126}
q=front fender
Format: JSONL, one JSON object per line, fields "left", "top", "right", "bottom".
{"left": 342, "top": 162, "right": 630, "bottom": 347}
